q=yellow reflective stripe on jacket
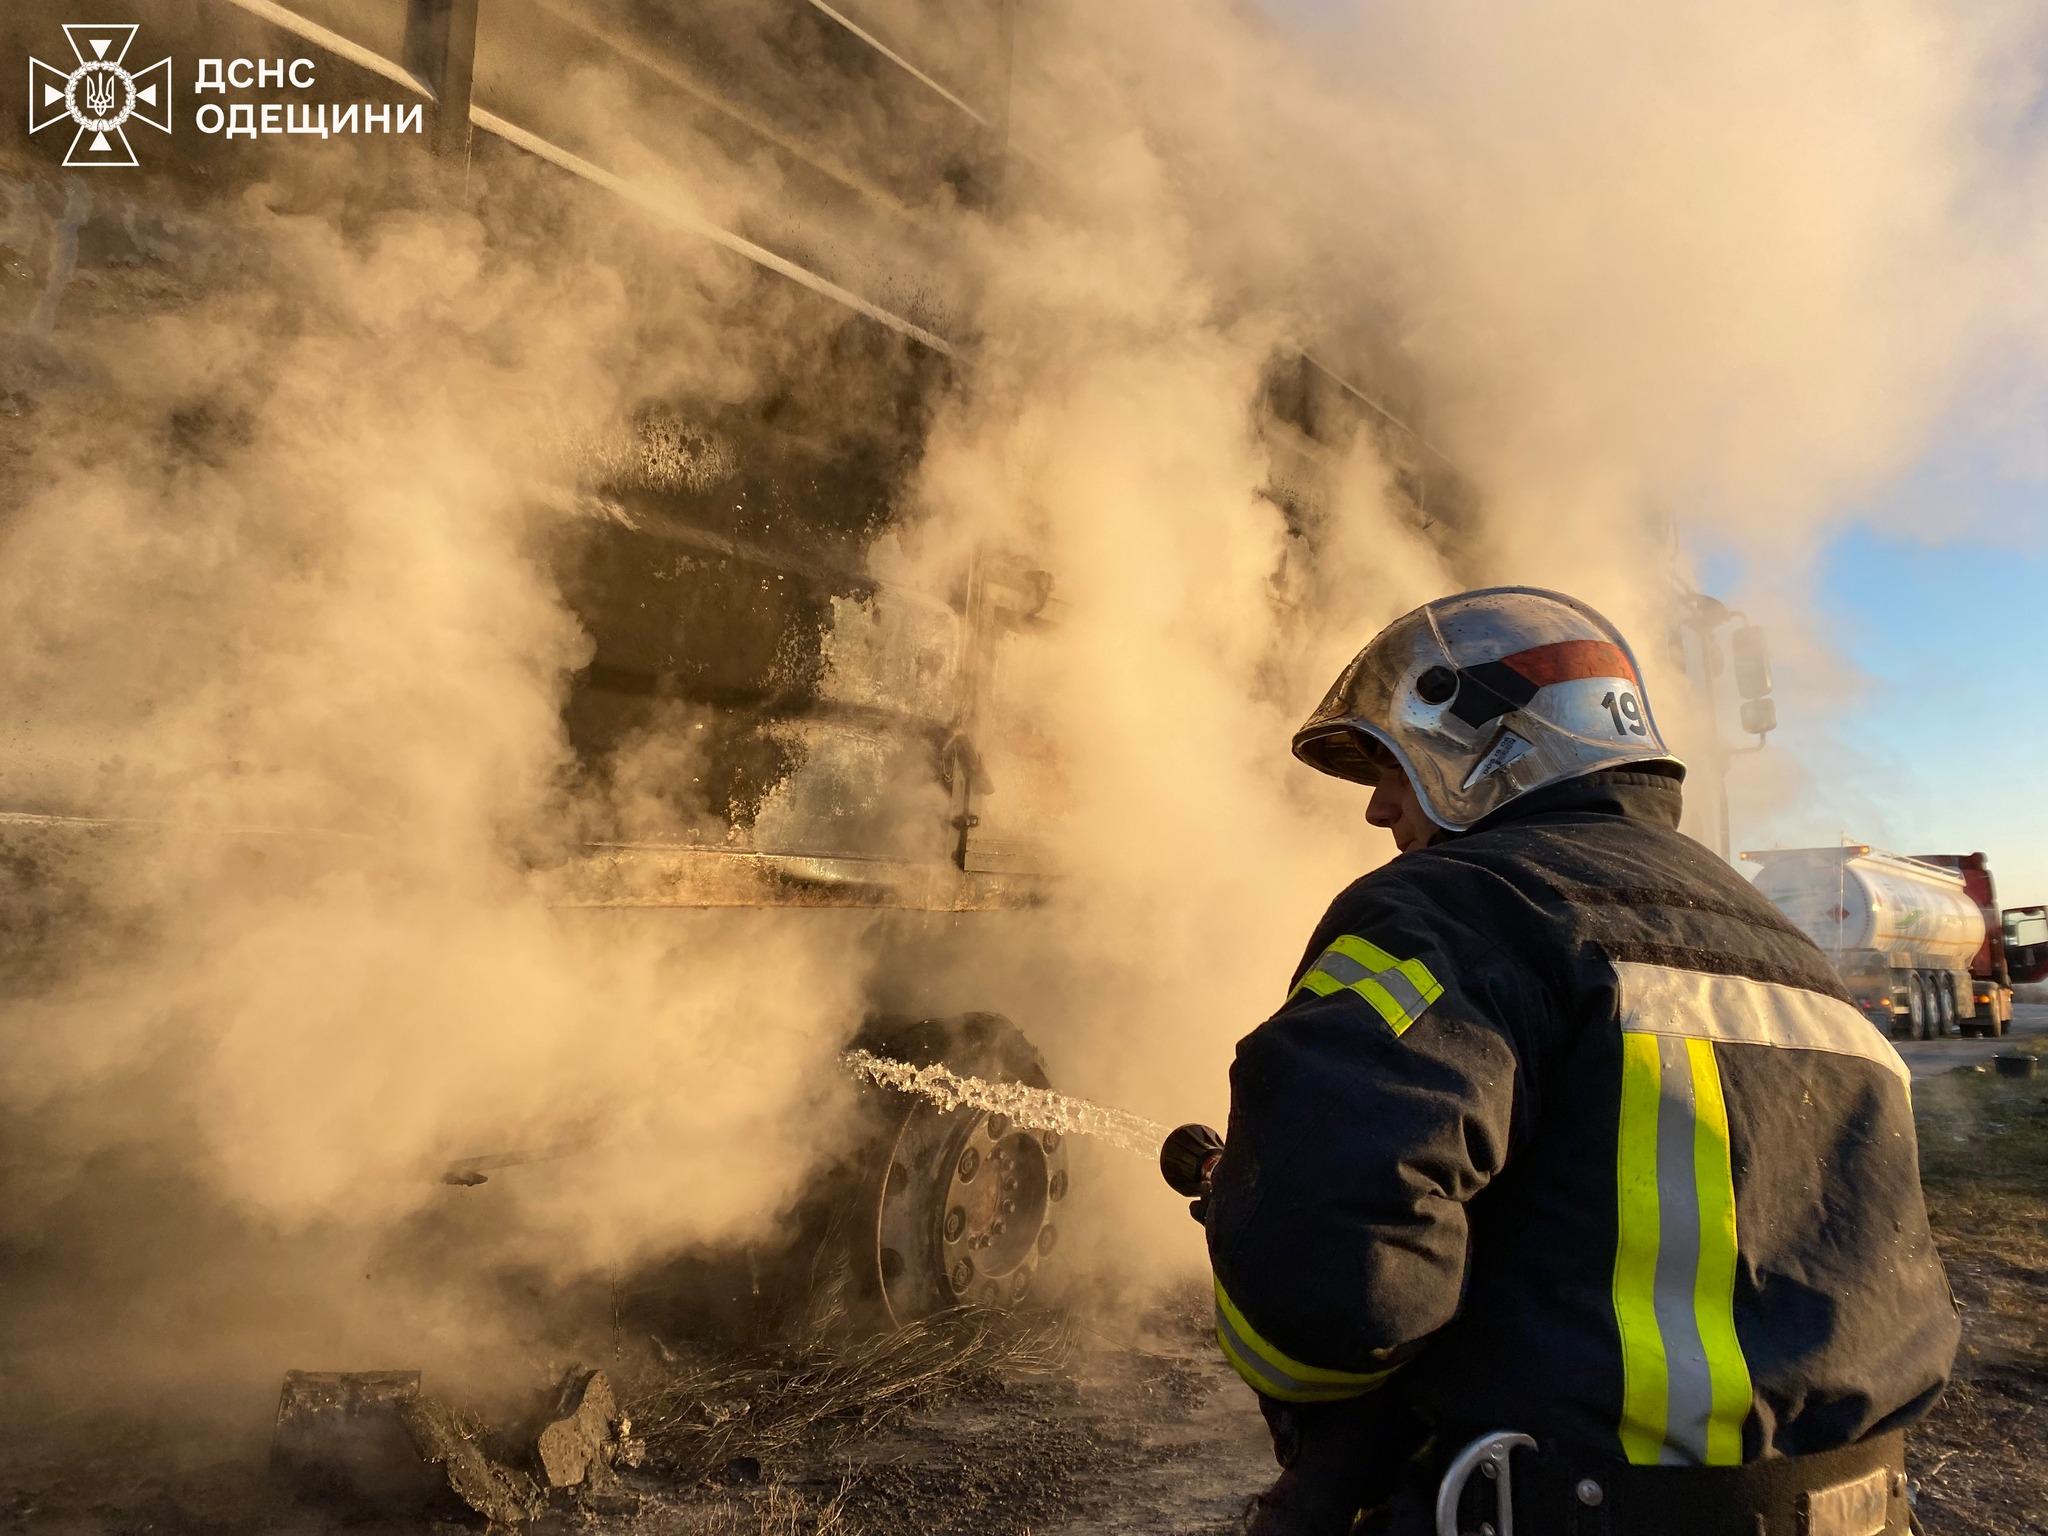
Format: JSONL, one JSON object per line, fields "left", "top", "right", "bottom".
{"left": 1687, "top": 1038, "right": 1752, "bottom": 1467}
{"left": 1289, "top": 934, "right": 1444, "bottom": 1037}
{"left": 1213, "top": 1276, "right": 1397, "bottom": 1403}
{"left": 1612, "top": 1030, "right": 1754, "bottom": 1466}
{"left": 1614, "top": 1033, "right": 1670, "bottom": 1464}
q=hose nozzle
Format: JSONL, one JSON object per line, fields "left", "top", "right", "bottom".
{"left": 1159, "top": 1122, "right": 1225, "bottom": 1197}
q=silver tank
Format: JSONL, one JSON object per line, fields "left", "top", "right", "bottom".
{"left": 1745, "top": 846, "right": 1985, "bottom": 970}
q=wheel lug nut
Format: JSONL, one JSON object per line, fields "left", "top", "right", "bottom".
{"left": 950, "top": 1257, "right": 975, "bottom": 1293}
{"left": 943, "top": 1207, "right": 966, "bottom": 1243}
{"left": 956, "top": 1146, "right": 979, "bottom": 1181}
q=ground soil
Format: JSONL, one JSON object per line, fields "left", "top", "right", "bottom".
{"left": 1905, "top": 1032, "right": 2048, "bottom": 1536}
{"left": 0, "top": 1289, "right": 1272, "bottom": 1536}
{"left": 619, "top": 1294, "right": 1273, "bottom": 1536}
{"left": 4, "top": 1034, "right": 2044, "bottom": 1536}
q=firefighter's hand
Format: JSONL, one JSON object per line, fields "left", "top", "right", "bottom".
{"left": 1160, "top": 1123, "right": 1225, "bottom": 1222}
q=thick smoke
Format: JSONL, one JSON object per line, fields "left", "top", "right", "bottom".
{"left": 873, "top": 0, "right": 2048, "bottom": 1278}
{"left": 0, "top": 149, "right": 882, "bottom": 1406}
{"left": 2, "top": 0, "right": 2044, "bottom": 1412}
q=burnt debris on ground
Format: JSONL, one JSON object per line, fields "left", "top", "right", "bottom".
{"left": 257, "top": 1303, "right": 1111, "bottom": 1532}
{"left": 629, "top": 1307, "right": 1071, "bottom": 1483}
{"left": 270, "top": 1363, "right": 644, "bottom": 1525}
{"left": 0, "top": 1274, "right": 1273, "bottom": 1535}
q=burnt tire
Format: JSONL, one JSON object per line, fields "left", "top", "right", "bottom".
{"left": 615, "top": 1017, "right": 1068, "bottom": 1350}
{"left": 826, "top": 1014, "right": 1069, "bottom": 1331}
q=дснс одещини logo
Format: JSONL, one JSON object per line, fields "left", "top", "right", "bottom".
{"left": 28, "top": 24, "right": 172, "bottom": 168}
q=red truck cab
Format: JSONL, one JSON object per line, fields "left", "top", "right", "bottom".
{"left": 1910, "top": 852, "right": 2048, "bottom": 1037}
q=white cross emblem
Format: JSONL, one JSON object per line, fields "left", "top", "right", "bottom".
{"left": 28, "top": 24, "right": 173, "bottom": 169}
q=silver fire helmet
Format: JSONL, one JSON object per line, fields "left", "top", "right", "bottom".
{"left": 1293, "top": 586, "right": 1681, "bottom": 831}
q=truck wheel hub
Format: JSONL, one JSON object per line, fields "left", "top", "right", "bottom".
{"left": 874, "top": 1105, "right": 1067, "bottom": 1321}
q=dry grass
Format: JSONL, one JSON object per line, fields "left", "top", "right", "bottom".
{"left": 1911, "top": 1048, "right": 2048, "bottom": 1536}
{"left": 627, "top": 1307, "right": 1072, "bottom": 1483}
{"left": 685, "top": 1482, "right": 858, "bottom": 1536}
{"left": 1916, "top": 1043, "right": 2048, "bottom": 1195}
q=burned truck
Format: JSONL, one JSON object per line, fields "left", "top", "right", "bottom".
{"left": 1, "top": 0, "right": 1767, "bottom": 1341}
{"left": 0, "top": 0, "right": 1498, "bottom": 1334}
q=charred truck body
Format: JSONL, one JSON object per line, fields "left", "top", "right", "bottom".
{"left": 0, "top": 0, "right": 1478, "bottom": 1328}
{"left": 2, "top": 0, "right": 1759, "bottom": 1330}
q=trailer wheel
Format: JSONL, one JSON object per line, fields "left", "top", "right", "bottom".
{"left": 621, "top": 1016, "right": 1067, "bottom": 1346}
{"left": 1933, "top": 975, "right": 1957, "bottom": 1039}
{"left": 1906, "top": 974, "right": 1930, "bottom": 1041}
{"left": 835, "top": 1014, "right": 1068, "bottom": 1330}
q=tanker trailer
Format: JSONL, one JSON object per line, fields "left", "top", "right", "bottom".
{"left": 1742, "top": 845, "right": 1986, "bottom": 1040}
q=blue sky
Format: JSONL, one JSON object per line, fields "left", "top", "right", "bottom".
{"left": 1235, "top": 0, "right": 2048, "bottom": 904}
{"left": 1705, "top": 456, "right": 2048, "bottom": 907}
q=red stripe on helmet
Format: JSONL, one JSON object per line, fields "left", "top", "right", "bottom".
{"left": 1499, "top": 639, "right": 1638, "bottom": 689}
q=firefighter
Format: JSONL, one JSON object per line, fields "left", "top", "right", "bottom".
{"left": 1199, "top": 587, "right": 1957, "bottom": 1536}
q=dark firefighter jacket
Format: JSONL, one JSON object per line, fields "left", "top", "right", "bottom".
{"left": 1205, "top": 768, "right": 1958, "bottom": 1468}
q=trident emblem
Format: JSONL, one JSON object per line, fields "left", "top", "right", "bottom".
{"left": 27, "top": 24, "right": 173, "bottom": 169}
{"left": 84, "top": 71, "right": 118, "bottom": 118}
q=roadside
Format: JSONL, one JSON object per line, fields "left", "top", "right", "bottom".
{"left": 1908, "top": 1031, "right": 2048, "bottom": 1535}
{"left": 1896, "top": 1001, "right": 2048, "bottom": 1081}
